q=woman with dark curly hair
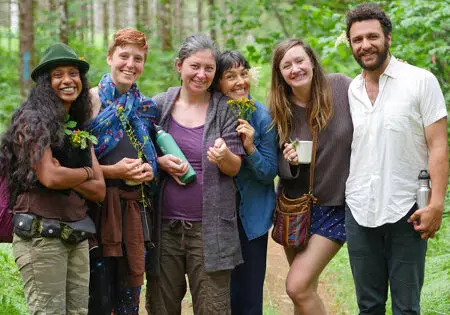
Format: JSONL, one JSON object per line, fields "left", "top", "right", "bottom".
{"left": 0, "top": 43, "right": 105, "bottom": 314}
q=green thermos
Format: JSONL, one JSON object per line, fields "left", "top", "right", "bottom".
{"left": 155, "top": 125, "right": 197, "bottom": 184}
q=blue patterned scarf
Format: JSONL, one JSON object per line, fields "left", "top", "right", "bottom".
{"left": 87, "top": 74, "right": 159, "bottom": 185}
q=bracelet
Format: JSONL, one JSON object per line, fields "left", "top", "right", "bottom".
{"left": 83, "top": 167, "right": 93, "bottom": 181}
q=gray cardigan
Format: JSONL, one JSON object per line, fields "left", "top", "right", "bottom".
{"left": 152, "top": 86, "right": 244, "bottom": 272}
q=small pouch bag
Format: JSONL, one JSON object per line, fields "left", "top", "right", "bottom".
{"left": 39, "top": 219, "right": 61, "bottom": 238}
{"left": 13, "top": 213, "right": 37, "bottom": 239}
{"left": 272, "top": 128, "right": 318, "bottom": 248}
{"left": 61, "top": 216, "right": 96, "bottom": 244}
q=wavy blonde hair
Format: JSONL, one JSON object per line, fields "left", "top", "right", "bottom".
{"left": 269, "top": 39, "right": 333, "bottom": 146}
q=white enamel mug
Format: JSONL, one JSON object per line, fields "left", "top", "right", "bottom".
{"left": 295, "top": 140, "right": 313, "bottom": 164}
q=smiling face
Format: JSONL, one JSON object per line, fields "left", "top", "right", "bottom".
{"left": 176, "top": 49, "right": 216, "bottom": 95}
{"left": 107, "top": 44, "right": 146, "bottom": 93}
{"left": 219, "top": 65, "right": 250, "bottom": 100}
{"left": 349, "top": 19, "right": 391, "bottom": 72}
{"left": 50, "top": 65, "right": 82, "bottom": 109}
{"left": 279, "top": 45, "right": 314, "bottom": 92}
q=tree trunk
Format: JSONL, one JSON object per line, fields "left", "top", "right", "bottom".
{"left": 142, "top": 0, "right": 150, "bottom": 34}
{"left": 8, "top": 0, "right": 12, "bottom": 55}
{"left": 90, "top": 0, "right": 94, "bottom": 44}
{"left": 150, "top": 0, "right": 157, "bottom": 39}
{"left": 80, "top": 1, "right": 88, "bottom": 41}
{"left": 49, "top": 0, "right": 56, "bottom": 11}
{"left": 113, "top": 0, "right": 119, "bottom": 30}
{"left": 159, "top": 0, "right": 172, "bottom": 51}
{"left": 197, "top": 0, "right": 202, "bottom": 32}
{"left": 208, "top": 0, "right": 216, "bottom": 42}
{"left": 173, "top": 0, "right": 183, "bottom": 43}
{"left": 58, "top": 0, "right": 68, "bottom": 43}
{"left": 135, "top": 0, "right": 141, "bottom": 31}
{"left": 103, "top": 0, "right": 109, "bottom": 46}
{"left": 19, "top": 0, "right": 34, "bottom": 97}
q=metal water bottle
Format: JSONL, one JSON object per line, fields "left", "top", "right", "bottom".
{"left": 416, "top": 170, "right": 430, "bottom": 209}
{"left": 155, "top": 125, "right": 197, "bottom": 184}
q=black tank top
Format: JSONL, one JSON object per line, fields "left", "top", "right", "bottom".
{"left": 99, "top": 134, "right": 139, "bottom": 187}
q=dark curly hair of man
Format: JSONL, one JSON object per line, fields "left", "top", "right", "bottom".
{"left": 345, "top": 2, "right": 392, "bottom": 41}
{"left": 0, "top": 71, "right": 91, "bottom": 207}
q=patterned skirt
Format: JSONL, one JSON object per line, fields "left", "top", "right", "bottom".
{"left": 308, "top": 204, "right": 346, "bottom": 244}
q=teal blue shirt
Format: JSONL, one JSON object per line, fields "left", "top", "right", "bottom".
{"left": 235, "top": 100, "right": 278, "bottom": 240}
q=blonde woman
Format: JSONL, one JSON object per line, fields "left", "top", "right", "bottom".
{"left": 269, "top": 39, "right": 352, "bottom": 314}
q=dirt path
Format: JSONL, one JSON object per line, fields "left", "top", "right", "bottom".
{"left": 141, "top": 233, "right": 334, "bottom": 314}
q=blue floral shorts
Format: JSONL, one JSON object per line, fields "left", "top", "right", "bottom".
{"left": 308, "top": 204, "right": 346, "bottom": 244}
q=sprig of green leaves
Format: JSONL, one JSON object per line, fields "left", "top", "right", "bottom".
{"left": 64, "top": 114, "right": 98, "bottom": 149}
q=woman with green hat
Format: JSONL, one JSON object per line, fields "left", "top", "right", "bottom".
{"left": 0, "top": 42, "right": 105, "bottom": 314}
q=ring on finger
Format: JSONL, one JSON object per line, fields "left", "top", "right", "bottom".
{"left": 287, "top": 157, "right": 293, "bottom": 162}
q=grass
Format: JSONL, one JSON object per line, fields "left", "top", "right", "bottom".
{"left": 0, "top": 244, "right": 27, "bottom": 315}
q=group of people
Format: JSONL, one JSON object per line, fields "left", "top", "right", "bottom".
{"left": 0, "top": 2, "right": 447, "bottom": 315}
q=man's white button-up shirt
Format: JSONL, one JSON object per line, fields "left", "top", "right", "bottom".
{"left": 345, "top": 56, "right": 447, "bottom": 227}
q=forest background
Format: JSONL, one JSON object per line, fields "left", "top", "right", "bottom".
{"left": 0, "top": 0, "right": 448, "bottom": 314}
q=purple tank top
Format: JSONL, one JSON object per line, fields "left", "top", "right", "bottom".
{"left": 162, "top": 117, "right": 204, "bottom": 221}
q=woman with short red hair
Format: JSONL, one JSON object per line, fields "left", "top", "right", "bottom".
{"left": 87, "top": 28, "right": 158, "bottom": 315}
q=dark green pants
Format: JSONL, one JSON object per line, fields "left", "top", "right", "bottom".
{"left": 345, "top": 205, "right": 427, "bottom": 315}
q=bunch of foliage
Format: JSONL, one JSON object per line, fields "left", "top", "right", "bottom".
{"left": 227, "top": 98, "right": 256, "bottom": 121}
{"left": 64, "top": 114, "right": 98, "bottom": 149}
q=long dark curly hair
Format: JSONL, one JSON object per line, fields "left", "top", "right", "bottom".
{"left": 0, "top": 70, "right": 91, "bottom": 207}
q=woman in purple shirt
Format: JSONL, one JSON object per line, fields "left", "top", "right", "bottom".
{"left": 146, "top": 34, "right": 244, "bottom": 315}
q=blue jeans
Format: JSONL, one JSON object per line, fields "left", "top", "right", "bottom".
{"left": 230, "top": 218, "right": 268, "bottom": 315}
{"left": 345, "top": 205, "right": 427, "bottom": 315}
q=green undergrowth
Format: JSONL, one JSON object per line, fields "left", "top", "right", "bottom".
{"left": 0, "top": 244, "right": 27, "bottom": 315}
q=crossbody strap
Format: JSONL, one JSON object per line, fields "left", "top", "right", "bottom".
{"left": 308, "top": 127, "right": 318, "bottom": 194}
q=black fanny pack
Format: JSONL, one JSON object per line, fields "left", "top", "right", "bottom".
{"left": 13, "top": 213, "right": 95, "bottom": 244}
{"left": 60, "top": 216, "right": 96, "bottom": 244}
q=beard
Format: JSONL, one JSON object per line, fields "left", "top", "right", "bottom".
{"left": 353, "top": 40, "right": 390, "bottom": 71}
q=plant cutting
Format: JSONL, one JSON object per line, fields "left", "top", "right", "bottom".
{"left": 227, "top": 97, "right": 256, "bottom": 121}
{"left": 116, "top": 106, "right": 150, "bottom": 209}
{"left": 64, "top": 114, "right": 98, "bottom": 149}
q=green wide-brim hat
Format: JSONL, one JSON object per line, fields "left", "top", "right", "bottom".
{"left": 31, "top": 43, "right": 90, "bottom": 81}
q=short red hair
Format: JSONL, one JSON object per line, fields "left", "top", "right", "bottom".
{"left": 107, "top": 28, "right": 149, "bottom": 60}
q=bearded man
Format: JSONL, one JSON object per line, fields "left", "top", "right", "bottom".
{"left": 344, "top": 3, "right": 448, "bottom": 315}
